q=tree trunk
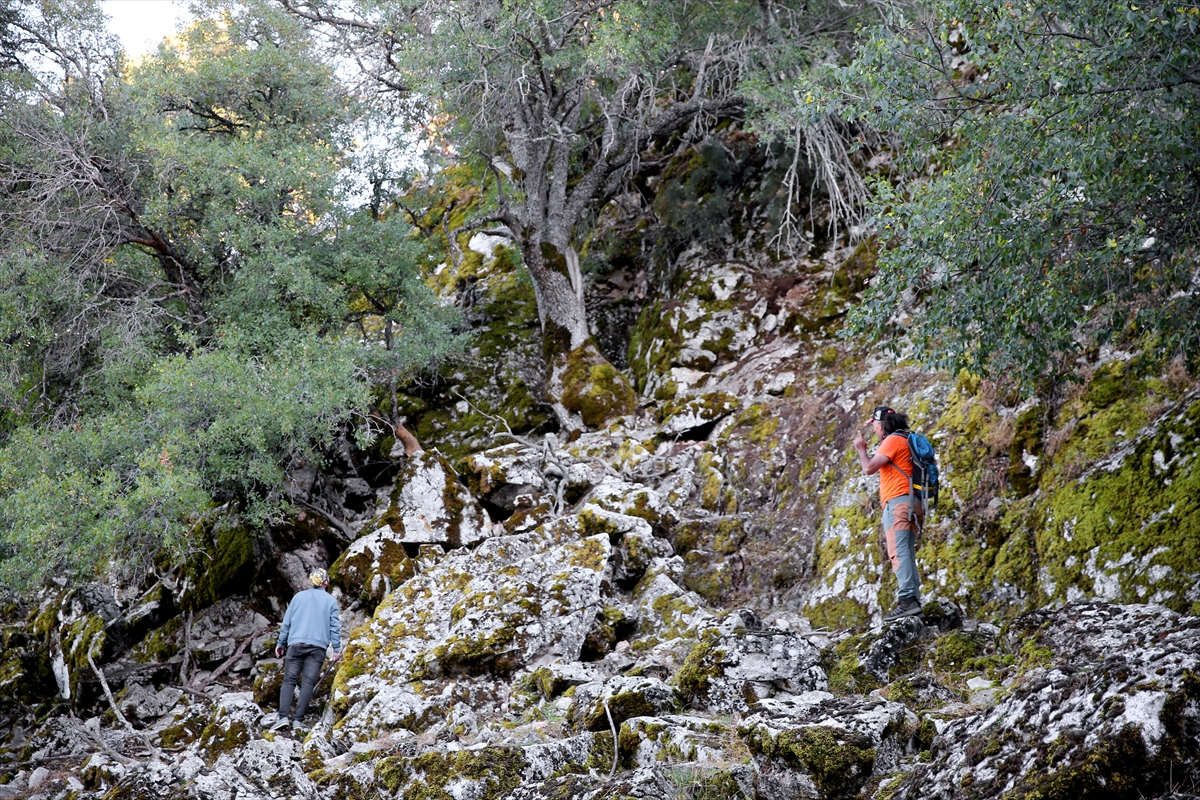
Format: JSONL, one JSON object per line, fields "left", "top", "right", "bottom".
{"left": 519, "top": 236, "right": 635, "bottom": 431}
{"left": 521, "top": 236, "right": 587, "bottom": 351}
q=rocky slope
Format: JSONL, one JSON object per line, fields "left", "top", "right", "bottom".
{"left": 2, "top": 145, "right": 1199, "bottom": 799}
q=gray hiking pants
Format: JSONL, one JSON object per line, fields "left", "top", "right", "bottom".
{"left": 279, "top": 643, "right": 326, "bottom": 723}
{"left": 883, "top": 495, "right": 923, "bottom": 601}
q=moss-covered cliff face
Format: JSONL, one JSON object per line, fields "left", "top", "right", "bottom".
{"left": 881, "top": 370, "right": 1200, "bottom": 620}
{"left": 641, "top": 321, "right": 1200, "bottom": 624}
{"left": 394, "top": 242, "right": 555, "bottom": 460}
{"left": 606, "top": 137, "right": 1199, "bottom": 624}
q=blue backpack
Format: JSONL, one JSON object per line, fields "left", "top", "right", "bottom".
{"left": 890, "top": 431, "right": 939, "bottom": 511}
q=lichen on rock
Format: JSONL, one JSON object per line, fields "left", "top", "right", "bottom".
{"left": 362, "top": 449, "right": 494, "bottom": 552}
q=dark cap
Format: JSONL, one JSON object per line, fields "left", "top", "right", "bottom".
{"left": 867, "top": 405, "right": 894, "bottom": 423}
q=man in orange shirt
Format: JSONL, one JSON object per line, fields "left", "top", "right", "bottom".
{"left": 853, "top": 405, "right": 925, "bottom": 621}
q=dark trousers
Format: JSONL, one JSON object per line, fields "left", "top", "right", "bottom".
{"left": 279, "top": 643, "right": 326, "bottom": 722}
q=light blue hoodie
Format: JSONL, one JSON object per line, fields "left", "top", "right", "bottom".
{"left": 277, "top": 587, "right": 341, "bottom": 652}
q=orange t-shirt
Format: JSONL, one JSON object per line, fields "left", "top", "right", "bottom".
{"left": 877, "top": 433, "right": 914, "bottom": 506}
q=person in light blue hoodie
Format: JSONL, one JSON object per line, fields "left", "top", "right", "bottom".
{"left": 263, "top": 568, "right": 342, "bottom": 733}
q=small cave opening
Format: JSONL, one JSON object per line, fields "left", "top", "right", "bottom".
{"left": 674, "top": 418, "right": 720, "bottom": 442}
{"left": 480, "top": 498, "right": 514, "bottom": 524}
{"left": 580, "top": 616, "right": 639, "bottom": 662}
{"left": 357, "top": 459, "right": 402, "bottom": 489}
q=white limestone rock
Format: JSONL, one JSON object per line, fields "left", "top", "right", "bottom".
{"left": 586, "top": 479, "right": 679, "bottom": 532}
{"left": 658, "top": 392, "right": 740, "bottom": 438}
{"left": 364, "top": 450, "right": 492, "bottom": 548}
{"left": 277, "top": 540, "right": 331, "bottom": 596}
{"left": 741, "top": 691, "right": 914, "bottom": 797}
{"left": 460, "top": 442, "right": 548, "bottom": 512}
{"left": 622, "top": 714, "right": 737, "bottom": 767}
{"left": 631, "top": 559, "right": 715, "bottom": 644}
{"left": 615, "top": 529, "right": 675, "bottom": 587}
{"left": 329, "top": 515, "right": 614, "bottom": 746}
{"left": 189, "top": 599, "right": 271, "bottom": 668}
{"left": 889, "top": 603, "right": 1200, "bottom": 800}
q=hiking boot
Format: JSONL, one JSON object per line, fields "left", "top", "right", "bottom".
{"left": 883, "top": 597, "right": 922, "bottom": 622}
{"left": 269, "top": 717, "right": 292, "bottom": 733}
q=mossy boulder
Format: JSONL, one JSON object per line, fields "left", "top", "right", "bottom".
{"left": 741, "top": 690, "right": 910, "bottom": 799}
{"left": 458, "top": 442, "right": 547, "bottom": 513}
{"left": 253, "top": 660, "right": 283, "bottom": 707}
{"left": 670, "top": 618, "right": 825, "bottom": 714}
{"left": 566, "top": 676, "right": 678, "bottom": 733}
{"left": 373, "top": 745, "right": 529, "bottom": 798}
{"left": 793, "top": 365, "right": 1199, "bottom": 623}
{"left": 801, "top": 485, "right": 884, "bottom": 628}
{"left": 681, "top": 550, "right": 735, "bottom": 605}
{"left": 197, "top": 692, "right": 261, "bottom": 764}
{"left": 615, "top": 529, "right": 674, "bottom": 587}
{"left": 587, "top": 479, "right": 678, "bottom": 533}
{"left": 560, "top": 339, "right": 638, "bottom": 428}
{"left": 619, "top": 715, "right": 739, "bottom": 769}
{"left": 754, "top": 725, "right": 877, "bottom": 799}
{"left": 631, "top": 562, "right": 715, "bottom": 649}
{"left": 329, "top": 530, "right": 416, "bottom": 609}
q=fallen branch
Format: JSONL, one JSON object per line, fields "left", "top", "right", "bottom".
{"left": 178, "top": 684, "right": 216, "bottom": 700}
{"left": 98, "top": 659, "right": 182, "bottom": 682}
{"left": 603, "top": 697, "right": 619, "bottom": 778}
{"left": 0, "top": 753, "right": 85, "bottom": 771}
{"left": 86, "top": 653, "right": 162, "bottom": 762}
{"left": 179, "top": 610, "right": 192, "bottom": 687}
{"left": 189, "top": 626, "right": 270, "bottom": 694}
{"left": 298, "top": 500, "right": 357, "bottom": 541}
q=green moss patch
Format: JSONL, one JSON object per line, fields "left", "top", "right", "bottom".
{"left": 748, "top": 725, "right": 876, "bottom": 799}
{"left": 823, "top": 635, "right": 882, "bottom": 695}
{"left": 378, "top": 746, "right": 528, "bottom": 800}
{"left": 253, "top": 661, "right": 283, "bottom": 706}
{"left": 129, "top": 616, "right": 181, "bottom": 664}
{"left": 674, "top": 630, "right": 725, "bottom": 704}
{"left": 198, "top": 718, "right": 252, "bottom": 763}
{"left": 1037, "top": 396, "right": 1200, "bottom": 613}
{"left": 182, "top": 521, "right": 258, "bottom": 611}
{"left": 560, "top": 340, "right": 637, "bottom": 428}
{"left": 329, "top": 536, "right": 416, "bottom": 609}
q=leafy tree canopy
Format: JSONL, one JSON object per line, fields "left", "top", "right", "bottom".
{"left": 834, "top": 0, "right": 1200, "bottom": 384}
{"left": 283, "top": 0, "right": 874, "bottom": 424}
{"left": 0, "top": 0, "right": 462, "bottom": 589}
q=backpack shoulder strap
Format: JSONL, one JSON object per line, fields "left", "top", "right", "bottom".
{"left": 883, "top": 432, "right": 912, "bottom": 479}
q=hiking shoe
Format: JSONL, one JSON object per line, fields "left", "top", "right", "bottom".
{"left": 291, "top": 720, "right": 309, "bottom": 735}
{"left": 269, "top": 717, "right": 292, "bottom": 733}
{"left": 883, "top": 597, "right": 922, "bottom": 622}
